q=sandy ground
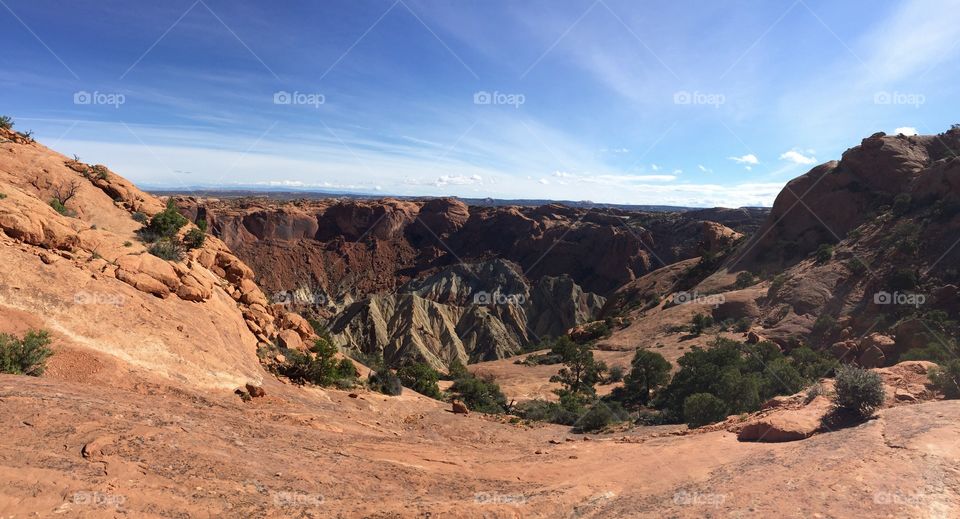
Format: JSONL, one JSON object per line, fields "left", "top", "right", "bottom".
{"left": 1, "top": 373, "right": 958, "bottom": 519}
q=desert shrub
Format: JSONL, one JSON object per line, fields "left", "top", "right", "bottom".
{"left": 132, "top": 212, "right": 149, "bottom": 224}
{"left": 449, "top": 374, "right": 507, "bottom": 414}
{"left": 279, "top": 337, "right": 356, "bottom": 387}
{"left": 683, "top": 393, "right": 728, "bottom": 428}
{"left": 573, "top": 401, "right": 627, "bottom": 433}
{"left": 833, "top": 366, "right": 884, "bottom": 419}
{"left": 517, "top": 352, "right": 563, "bottom": 366}
{"left": 768, "top": 274, "right": 787, "bottom": 298}
{"left": 733, "top": 271, "right": 757, "bottom": 289}
{"left": 815, "top": 244, "right": 834, "bottom": 264}
{"left": 549, "top": 337, "right": 605, "bottom": 396}
{"left": 789, "top": 345, "right": 839, "bottom": 380}
{"left": 148, "top": 239, "right": 183, "bottom": 261}
{"left": 805, "top": 383, "right": 827, "bottom": 404}
{"left": 183, "top": 228, "right": 205, "bottom": 249}
{"left": 847, "top": 257, "right": 868, "bottom": 275}
{"left": 605, "top": 365, "right": 625, "bottom": 384}
{"left": 0, "top": 193, "right": 7, "bottom": 199}
{"left": 0, "top": 330, "right": 53, "bottom": 376}
{"left": 734, "top": 317, "right": 753, "bottom": 333}
{"left": 515, "top": 394, "right": 585, "bottom": 425}
{"left": 900, "top": 339, "right": 958, "bottom": 364}
{"left": 811, "top": 315, "right": 838, "bottom": 337}
{"left": 368, "top": 368, "right": 403, "bottom": 396}
{"left": 0, "top": 116, "right": 12, "bottom": 130}
{"left": 689, "top": 313, "right": 714, "bottom": 336}
{"left": 144, "top": 200, "right": 187, "bottom": 240}
{"left": 397, "top": 362, "right": 442, "bottom": 399}
{"left": 930, "top": 360, "right": 960, "bottom": 399}
{"left": 446, "top": 358, "right": 470, "bottom": 380}
{"left": 892, "top": 193, "right": 912, "bottom": 216}
{"left": 618, "top": 349, "right": 671, "bottom": 406}
{"left": 49, "top": 199, "right": 70, "bottom": 216}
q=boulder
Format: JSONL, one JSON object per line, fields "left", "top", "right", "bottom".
{"left": 857, "top": 345, "right": 886, "bottom": 368}
{"left": 738, "top": 396, "right": 831, "bottom": 442}
{"left": 278, "top": 329, "right": 305, "bottom": 351}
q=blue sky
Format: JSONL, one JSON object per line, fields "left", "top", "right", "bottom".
{"left": 2, "top": 0, "right": 958, "bottom": 206}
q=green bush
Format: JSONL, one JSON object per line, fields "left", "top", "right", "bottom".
{"left": 683, "top": 393, "right": 728, "bottom": 428}
{"left": 515, "top": 395, "right": 584, "bottom": 425}
{"left": 132, "top": 212, "right": 149, "bottom": 224}
{"left": 834, "top": 366, "right": 884, "bottom": 419}
{"left": 811, "top": 315, "right": 838, "bottom": 338}
{"left": 0, "top": 115, "right": 12, "bottom": 130}
{"left": 549, "top": 337, "right": 604, "bottom": 396}
{"left": 733, "top": 271, "right": 757, "bottom": 289}
{"left": 368, "top": 368, "right": 403, "bottom": 396}
{"left": 183, "top": 228, "right": 205, "bottom": 249}
{"left": 0, "top": 330, "right": 53, "bottom": 376}
{"left": 148, "top": 239, "right": 183, "bottom": 261}
{"left": 449, "top": 374, "right": 507, "bottom": 414}
{"left": 49, "top": 199, "right": 70, "bottom": 216}
{"left": 279, "top": 337, "right": 356, "bottom": 387}
{"left": 145, "top": 200, "right": 188, "bottom": 240}
{"left": 620, "top": 349, "right": 671, "bottom": 405}
{"left": 815, "top": 244, "right": 834, "bottom": 264}
{"left": 789, "top": 345, "right": 839, "bottom": 380}
{"left": 689, "top": 313, "right": 714, "bottom": 336}
{"left": 605, "top": 365, "right": 625, "bottom": 384}
{"left": 930, "top": 360, "right": 960, "bottom": 399}
{"left": 655, "top": 338, "right": 812, "bottom": 425}
{"left": 574, "top": 401, "right": 627, "bottom": 433}
{"left": 768, "top": 274, "right": 787, "bottom": 298}
{"left": 397, "top": 362, "right": 442, "bottom": 399}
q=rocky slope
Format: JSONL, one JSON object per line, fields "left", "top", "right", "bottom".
{"left": 0, "top": 127, "right": 312, "bottom": 390}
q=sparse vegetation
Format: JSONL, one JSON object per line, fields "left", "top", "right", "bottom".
{"left": 815, "top": 243, "right": 834, "bottom": 264}
{"left": 892, "top": 193, "right": 912, "bottom": 216}
{"left": 449, "top": 374, "right": 507, "bottom": 413}
{"left": 833, "top": 366, "right": 884, "bottom": 419}
{"left": 0, "top": 329, "right": 53, "bottom": 376}
{"left": 278, "top": 336, "right": 357, "bottom": 388}
{"left": 930, "top": 360, "right": 960, "bottom": 399}
{"left": 733, "top": 271, "right": 757, "bottom": 289}
{"left": 688, "top": 313, "right": 714, "bottom": 336}
{"left": 148, "top": 239, "right": 183, "bottom": 261}
{"left": 397, "top": 362, "right": 442, "bottom": 399}
{"left": 549, "top": 337, "right": 605, "bottom": 396}
{"left": 368, "top": 368, "right": 403, "bottom": 396}
{"left": 183, "top": 228, "right": 206, "bottom": 249}
{"left": 142, "top": 199, "right": 188, "bottom": 241}
{"left": 0, "top": 115, "right": 13, "bottom": 130}
{"left": 132, "top": 212, "right": 149, "bottom": 224}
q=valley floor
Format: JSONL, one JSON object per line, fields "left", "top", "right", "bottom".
{"left": 1, "top": 375, "right": 958, "bottom": 518}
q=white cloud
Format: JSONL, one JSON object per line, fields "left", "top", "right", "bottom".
{"left": 698, "top": 164, "right": 713, "bottom": 174}
{"left": 779, "top": 150, "right": 817, "bottom": 165}
{"left": 728, "top": 154, "right": 759, "bottom": 165}
{"left": 894, "top": 127, "right": 918, "bottom": 136}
